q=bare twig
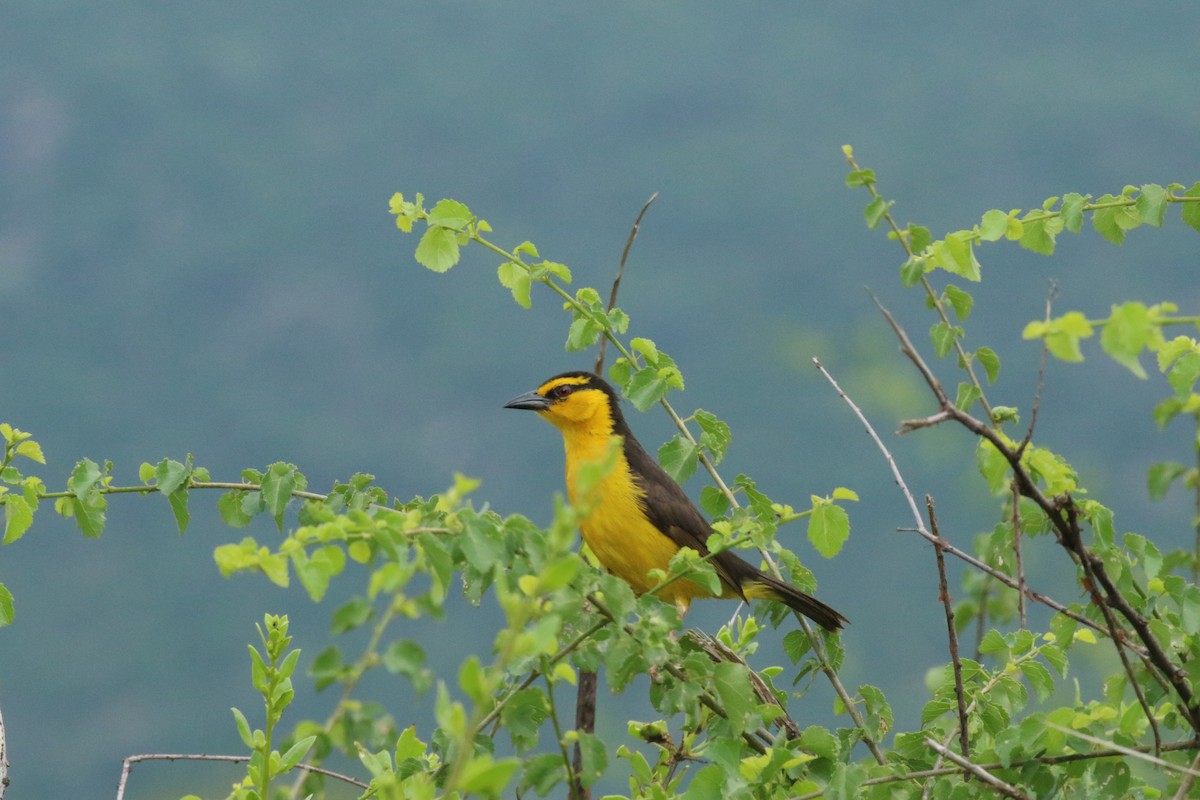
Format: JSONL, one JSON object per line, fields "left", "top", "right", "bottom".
{"left": 928, "top": 497, "right": 970, "bottom": 759}
{"left": 116, "top": 753, "right": 368, "bottom": 800}
{"left": 923, "top": 738, "right": 1032, "bottom": 800}
{"left": 572, "top": 668, "right": 598, "bottom": 800}
{"left": 684, "top": 629, "right": 802, "bottom": 738}
{"left": 1173, "top": 748, "right": 1200, "bottom": 800}
{"left": 1010, "top": 481, "right": 1027, "bottom": 628}
{"left": 1016, "top": 284, "right": 1056, "bottom": 457}
{"left": 594, "top": 192, "right": 658, "bottom": 375}
{"left": 793, "top": 738, "right": 1200, "bottom": 800}
{"left": 1045, "top": 724, "right": 1200, "bottom": 779}
{"left": 813, "top": 357, "right": 1123, "bottom": 651}
{"left": 0, "top": 697, "right": 8, "bottom": 800}
{"left": 1070, "top": 520, "right": 1164, "bottom": 756}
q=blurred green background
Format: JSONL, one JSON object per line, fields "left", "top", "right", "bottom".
{"left": 3, "top": 3, "right": 1200, "bottom": 797}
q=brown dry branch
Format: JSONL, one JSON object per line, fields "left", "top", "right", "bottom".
{"left": 923, "top": 738, "right": 1033, "bottom": 800}
{"left": 928, "top": 497, "right": 970, "bottom": 760}
{"left": 790, "top": 737, "right": 1200, "bottom": 800}
{"left": 115, "top": 753, "right": 368, "bottom": 800}
{"left": 684, "top": 629, "right": 802, "bottom": 739}
{"left": 813, "top": 356, "right": 1128, "bottom": 651}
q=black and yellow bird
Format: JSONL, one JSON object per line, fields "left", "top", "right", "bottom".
{"left": 505, "top": 371, "right": 847, "bottom": 631}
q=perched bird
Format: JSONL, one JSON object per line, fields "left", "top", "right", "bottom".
{"left": 505, "top": 371, "right": 847, "bottom": 631}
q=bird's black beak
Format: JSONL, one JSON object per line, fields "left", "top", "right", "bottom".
{"left": 504, "top": 390, "right": 550, "bottom": 411}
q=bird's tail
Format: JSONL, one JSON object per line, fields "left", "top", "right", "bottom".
{"left": 743, "top": 574, "right": 848, "bottom": 632}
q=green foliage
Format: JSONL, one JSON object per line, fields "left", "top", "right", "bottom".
{"left": 4, "top": 153, "right": 1199, "bottom": 799}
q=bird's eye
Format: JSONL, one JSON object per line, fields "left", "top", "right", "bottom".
{"left": 552, "top": 385, "right": 574, "bottom": 399}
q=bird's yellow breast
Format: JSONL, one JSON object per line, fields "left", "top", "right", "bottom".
{"left": 561, "top": 425, "right": 712, "bottom": 605}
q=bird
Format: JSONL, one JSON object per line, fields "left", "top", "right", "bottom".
{"left": 504, "top": 370, "right": 847, "bottom": 631}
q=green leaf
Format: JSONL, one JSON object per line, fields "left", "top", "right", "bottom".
{"left": 456, "top": 754, "right": 519, "bottom": 798}
{"left": 0, "top": 582, "right": 13, "bottom": 626}
{"left": 414, "top": 226, "right": 461, "bottom": 272}
{"left": 944, "top": 284, "right": 973, "bottom": 321}
{"left": 799, "top": 725, "right": 839, "bottom": 760}
{"left": 658, "top": 435, "right": 699, "bottom": 483}
{"left": 3, "top": 495, "right": 33, "bottom": 544}
{"left": 382, "top": 640, "right": 432, "bottom": 692}
{"left": 1092, "top": 194, "right": 1140, "bottom": 244}
{"left": 807, "top": 499, "right": 849, "bottom": 558}
{"left": 1020, "top": 660, "right": 1055, "bottom": 703}
{"left": 1147, "top": 462, "right": 1187, "bottom": 500}
{"left": 1060, "top": 192, "right": 1087, "bottom": 232}
{"left": 954, "top": 381, "right": 981, "bottom": 412}
{"left": 330, "top": 596, "right": 373, "bottom": 634}
{"left": 782, "top": 629, "right": 812, "bottom": 663}
{"left": 979, "top": 628, "right": 1008, "bottom": 656}
{"left": 497, "top": 262, "right": 532, "bottom": 308}
{"left": 975, "top": 346, "right": 1001, "bottom": 383}
{"left": 863, "top": 196, "right": 893, "bottom": 229}
{"left": 280, "top": 735, "right": 316, "bottom": 772}
{"left": 976, "top": 439, "right": 1010, "bottom": 494}
{"left": 1181, "top": 182, "right": 1200, "bottom": 233}
{"left": 499, "top": 687, "right": 549, "bottom": 751}
{"left": 624, "top": 366, "right": 681, "bottom": 412}
{"left": 260, "top": 462, "right": 304, "bottom": 530}
{"left": 1019, "top": 213, "right": 1061, "bottom": 255}
{"left": 426, "top": 198, "right": 473, "bottom": 229}
{"left": 218, "top": 490, "right": 259, "bottom": 527}
{"left": 899, "top": 256, "right": 925, "bottom": 287}
{"left": 64, "top": 458, "right": 108, "bottom": 538}
{"left": 1099, "top": 301, "right": 1156, "bottom": 378}
{"left": 711, "top": 661, "right": 755, "bottom": 734}
{"left": 565, "top": 317, "right": 602, "bottom": 352}
{"left": 232, "top": 706, "right": 255, "bottom": 749}
{"left": 930, "top": 321, "right": 962, "bottom": 359}
{"left": 932, "top": 232, "right": 981, "bottom": 280}
{"left": 1024, "top": 312, "right": 1093, "bottom": 362}
{"left": 978, "top": 209, "right": 1010, "bottom": 242}
{"left": 694, "top": 409, "right": 731, "bottom": 464}
{"left": 574, "top": 731, "right": 608, "bottom": 787}
{"left": 166, "top": 487, "right": 190, "bottom": 534}
{"left": 1167, "top": 351, "right": 1200, "bottom": 399}
{"left": 154, "top": 457, "right": 191, "bottom": 495}
{"left": 699, "top": 486, "right": 730, "bottom": 517}
{"left": 844, "top": 168, "right": 875, "bottom": 188}
{"left": 1136, "top": 184, "right": 1169, "bottom": 227}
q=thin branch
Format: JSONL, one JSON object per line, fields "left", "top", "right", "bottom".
{"left": 0, "top": 698, "right": 7, "bottom": 800}
{"left": 1045, "top": 724, "right": 1200, "bottom": 779}
{"left": 595, "top": 192, "right": 658, "bottom": 375}
{"left": 116, "top": 753, "right": 368, "bottom": 800}
{"left": 684, "top": 629, "right": 801, "bottom": 739}
{"left": 928, "top": 497, "right": 970, "bottom": 759}
{"left": 572, "top": 668, "right": 598, "bottom": 800}
{"left": 922, "top": 738, "right": 1032, "bottom": 800}
{"left": 1173, "top": 748, "right": 1200, "bottom": 800}
{"left": 1071, "top": 520, "right": 1164, "bottom": 756}
{"left": 791, "top": 738, "right": 1200, "bottom": 800}
{"left": 1010, "top": 481, "right": 1028, "bottom": 628}
{"left": 1016, "top": 285, "right": 1056, "bottom": 457}
{"left": 813, "top": 358, "right": 1124, "bottom": 651}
